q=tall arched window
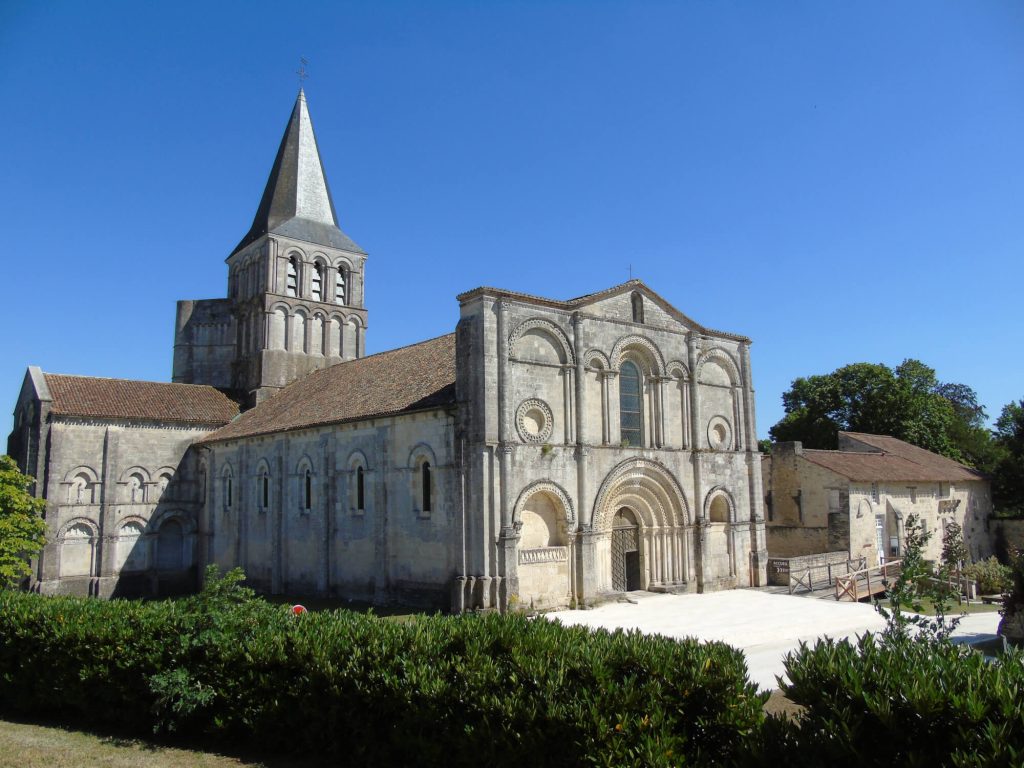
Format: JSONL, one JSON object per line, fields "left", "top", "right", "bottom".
{"left": 311, "top": 263, "right": 323, "bottom": 301}
{"left": 261, "top": 469, "right": 269, "bottom": 510}
{"left": 223, "top": 472, "right": 233, "bottom": 510}
{"left": 356, "top": 466, "right": 365, "bottom": 511}
{"left": 421, "top": 462, "right": 432, "bottom": 513}
{"left": 286, "top": 257, "right": 299, "bottom": 297}
{"left": 619, "top": 360, "right": 643, "bottom": 447}
{"left": 303, "top": 468, "right": 312, "bottom": 510}
{"left": 335, "top": 268, "right": 347, "bottom": 305}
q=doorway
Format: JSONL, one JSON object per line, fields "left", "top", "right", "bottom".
{"left": 611, "top": 507, "right": 642, "bottom": 591}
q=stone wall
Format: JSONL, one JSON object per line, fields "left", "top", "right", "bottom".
{"left": 202, "top": 407, "right": 457, "bottom": 609}
{"left": 455, "top": 285, "right": 767, "bottom": 612}
{"left": 34, "top": 417, "right": 213, "bottom": 598}
{"left": 849, "top": 479, "right": 992, "bottom": 567}
{"left": 765, "top": 525, "right": 828, "bottom": 558}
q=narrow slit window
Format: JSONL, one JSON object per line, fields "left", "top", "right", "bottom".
{"left": 286, "top": 257, "right": 298, "bottom": 297}
{"left": 225, "top": 476, "right": 233, "bottom": 508}
{"left": 619, "top": 360, "right": 643, "bottom": 447}
{"left": 262, "top": 471, "right": 269, "bottom": 509}
{"left": 356, "top": 466, "right": 365, "bottom": 510}
{"left": 311, "top": 264, "right": 323, "bottom": 301}
{"left": 335, "top": 269, "right": 346, "bottom": 305}
{"left": 304, "top": 469, "right": 312, "bottom": 510}
{"left": 422, "top": 462, "right": 432, "bottom": 513}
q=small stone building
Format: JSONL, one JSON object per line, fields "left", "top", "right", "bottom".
{"left": 9, "top": 89, "right": 768, "bottom": 610}
{"left": 762, "top": 432, "right": 992, "bottom": 567}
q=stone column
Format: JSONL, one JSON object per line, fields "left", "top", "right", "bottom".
{"left": 562, "top": 366, "right": 573, "bottom": 445}
{"left": 577, "top": 528, "right": 601, "bottom": 604}
{"left": 740, "top": 342, "right": 767, "bottom": 586}
{"left": 320, "top": 434, "right": 333, "bottom": 595}
{"left": 272, "top": 446, "right": 284, "bottom": 595}
{"left": 498, "top": 523, "right": 519, "bottom": 612}
{"left": 689, "top": 337, "right": 706, "bottom": 589}
{"left": 97, "top": 426, "right": 120, "bottom": 591}
{"left": 600, "top": 372, "right": 611, "bottom": 445}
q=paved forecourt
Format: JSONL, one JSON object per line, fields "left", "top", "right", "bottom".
{"left": 545, "top": 590, "right": 1000, "bottom": 690}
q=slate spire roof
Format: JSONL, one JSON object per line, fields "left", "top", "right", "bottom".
{"left": 232, "top": 89, "right": 365, "bottom": 256}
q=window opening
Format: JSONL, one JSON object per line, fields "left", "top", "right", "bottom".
{"left": 262, "top": 471, "right": 269, "bottom": 509}
{"left": 356, "top": 466, "right": 365, "bottom": 510}
{"left": 311, "top": 264, "right": 323, "bottom": 301}
{"left": 335, "top": 269, "right": 346, "bottom": 305}
{"left": 286, "top": 257, "right": 298, "bottom": 297}
{"left": 619, "top": 360, "right": 643, "bottom": 447}
{"left": 422, "top": 462, "right": 432, "bottom": 513}
{"left": 631, "top": 292, "right": 644, "bottom": 323}
{"left": 304, "top": 469, "right": 312, "bottom": 510}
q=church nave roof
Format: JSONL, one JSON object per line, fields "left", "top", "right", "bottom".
{"left": 202, "top": 333, "right": 457, "bottom": 443}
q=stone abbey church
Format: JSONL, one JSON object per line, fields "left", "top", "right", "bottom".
{"left": 8, "top": 91, "right": 768, "bottom": 611}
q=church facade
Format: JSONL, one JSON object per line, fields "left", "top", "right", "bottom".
{"left": 9, "top": 91, "right": 767, "bottom": 611}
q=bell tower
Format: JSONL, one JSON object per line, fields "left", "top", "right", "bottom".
{"left": 173, "top": 90, "right": 368, "bottom": 407}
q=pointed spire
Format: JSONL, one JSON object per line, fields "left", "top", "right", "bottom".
{"left": 232, "top": 90, "right": 364, "bottom": 255}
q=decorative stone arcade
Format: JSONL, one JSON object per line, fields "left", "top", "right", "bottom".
{"left": 588, "top": 458, "right": 695, "bottom": 597}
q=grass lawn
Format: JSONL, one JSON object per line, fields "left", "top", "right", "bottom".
{"left": 0, "top": 717, "right": 324, "bottom": 768}
{"left": 874, "top": 598, "right": 1002, "bottom": 615}
{"left": 3, "top": 694, "right": 804, "bottom": 766}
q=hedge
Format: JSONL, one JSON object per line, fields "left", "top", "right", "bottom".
{"left": 0, "top": 568, "right": 765, "bottom": 767}
{"left": 758, "top": 633, "right": 1024, "bottom": 768}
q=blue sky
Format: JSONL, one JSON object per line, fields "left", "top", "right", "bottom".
{"left": 1, "top": 1, "right": 1022, "bottom": 439}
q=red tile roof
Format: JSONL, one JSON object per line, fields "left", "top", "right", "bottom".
{"left": 44, "top": 374, "right": 239, "bottom": 425}
{"left": 801, "top": 432, "right": 983, "bottom": 483}
{"left": 202, "top": 333, "right": 457, "bottom": 443}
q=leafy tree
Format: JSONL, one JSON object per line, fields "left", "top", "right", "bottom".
{"left": 992, "top": 400, "right": 1024, "bottom": 514}
{"left": 769, "top": 358, "right": 991, "bottom": 464}
{"left": 0, "top": 455, "right": 47, "bottom": 588}
{"left": 941, "top": 520, "right": 967, "bottom": 573}
{"left": 876, "top": 513, "right": 962, "bottom": 643}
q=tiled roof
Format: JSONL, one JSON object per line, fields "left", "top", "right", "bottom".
{"left": 801, "top": 432, "right": 983, "bottom": 483}
{"left": 203, "top": 333, "right": 457, "bottom": 443}
{"left": 44, "top": 374, "right": 239, "bottom": 425}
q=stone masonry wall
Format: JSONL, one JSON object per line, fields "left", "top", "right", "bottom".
{"left": 35, "top": 417, "right": 213, "bottom": 598}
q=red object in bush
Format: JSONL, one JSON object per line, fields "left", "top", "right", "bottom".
{"left": 291, "top": 604, "right": 307, "bottom": 616}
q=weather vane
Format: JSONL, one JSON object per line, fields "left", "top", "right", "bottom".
{"left": 297, "top": 57, "right": 309, "bottom": 88}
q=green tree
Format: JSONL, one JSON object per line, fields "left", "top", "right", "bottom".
{"left": 0, "top": 455, "right": 47, "bottom": 588}
{"left": 876, "top": 513, "right": 962, "bottom": 643}
{"left": 992, "top": 400, "right": 1024, "bottom": 514}
{"left": 941, "top": 520, "right": 967, "bottom": 572}
{"left": 769, "top": 358, "right": 992, "bottom": 464}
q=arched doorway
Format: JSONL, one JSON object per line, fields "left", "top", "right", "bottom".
{"left": 611, "top": 507, "right": 642, "bottom": 592}
{"left": 591, "top": 458, "right": 692, "bottom": 595}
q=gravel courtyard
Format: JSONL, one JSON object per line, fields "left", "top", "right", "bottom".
{"left": 546, "top": 589, "right": 1002, "bottom": 690}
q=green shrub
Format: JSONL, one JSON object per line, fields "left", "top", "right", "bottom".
{"left": 0, "top": 567, "right": 766, "bottom": 767}
{"left": 765, "top": 634, "right": 1024, "bottom": 767}
{"left": 964, "top": 556, "right": 1012, "bottom": 596}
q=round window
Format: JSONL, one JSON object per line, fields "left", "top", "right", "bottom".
{"left": 707, "top": 417, "right": 732, "bottom": 451}
{"left": 516, "top": 399, "right": 554, "bottom": 443}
